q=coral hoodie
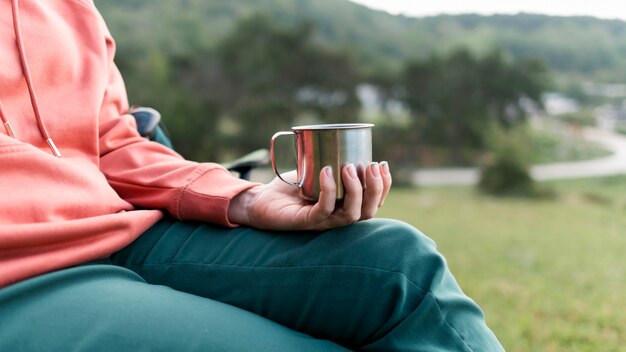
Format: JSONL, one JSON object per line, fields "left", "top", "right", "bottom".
{"left": 0, "top": 0, "right": 257, "bottom": 287}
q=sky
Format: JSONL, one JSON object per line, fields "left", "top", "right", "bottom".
{"left": 348, "top": 0, "right": 626, "bottom": 21}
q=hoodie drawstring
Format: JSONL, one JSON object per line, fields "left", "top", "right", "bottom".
{"left": 0, "top": 0, "right": 61, "bottom": 157}
{"left": 0, "top": 100, "right": 16, "bottom": 137}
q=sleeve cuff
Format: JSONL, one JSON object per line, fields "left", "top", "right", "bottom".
{"left": 175, "top": 166, "right": 260, "bottom": 227}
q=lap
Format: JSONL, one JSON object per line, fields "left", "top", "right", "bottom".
{"left": 110, "top": 218, "right": 460, "bottom": 349}
{"left": 2, "top": 220, "right": 503, "bottom": 351}
{"left": 0, "top": 264, "right": 347, "bottom": 352}
{"left": 111, "top": 217, "right": 435, "bottom": 277}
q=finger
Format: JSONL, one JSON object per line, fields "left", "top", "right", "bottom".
{"left": 361, "top": 162, "right": 383, "bottom": 220}
{"left": 379, "top": 161, "right": 392, "bottom": 207}
{"left": 308, "top": 166, "right": 337, "bottom": 223}
{"left": 335, "top": 163, "right": 363, "bottom": 225}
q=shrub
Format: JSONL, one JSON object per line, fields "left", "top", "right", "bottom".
{"left": 478, "top": 125, "right": 535, "bottom": 196}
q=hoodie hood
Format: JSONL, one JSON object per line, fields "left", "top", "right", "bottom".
{"left": 0, "top": 0, "right": 60, "bottom": 156}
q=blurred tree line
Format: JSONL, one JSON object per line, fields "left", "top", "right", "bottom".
{"left": 96, "top": 0, "right": 626, "bottom": 83}
{"left": 113, "top": 15, "right": 360, "bottom": 161}
{"left": 98, "top": 1, "right": 549, "bottom": 192}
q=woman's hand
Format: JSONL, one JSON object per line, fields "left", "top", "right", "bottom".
{"left": 227, "top": 162, "right": 392, "bottom": 231}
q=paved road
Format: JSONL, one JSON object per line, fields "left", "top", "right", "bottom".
{"left": 413, "top": 127, "right": 626, "bottom": 186}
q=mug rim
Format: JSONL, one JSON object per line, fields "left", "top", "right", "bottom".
{"left": 291, "top": 123, "right": 374, "bottom": 130}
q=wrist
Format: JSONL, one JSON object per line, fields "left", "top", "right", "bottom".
{"left": 227, "top": 185, "right": 261, "bottom": 226}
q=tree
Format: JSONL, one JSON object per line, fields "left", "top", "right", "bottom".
{"left": 105, "top": 9, "right": 360, "bottom": 162}
{"left": 211, "top": 15, "right": 360, "bottom": 156}
{"left": 401, "top": 48, "right": 548, "bottom": 163}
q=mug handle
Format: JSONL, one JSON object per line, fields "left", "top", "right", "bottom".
{"left": 270, "top": 131, "right": 302, "bottom": 188}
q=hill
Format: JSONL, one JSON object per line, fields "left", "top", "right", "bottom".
{"left": 95, "top": 0, "right": 626, "bottom": 82}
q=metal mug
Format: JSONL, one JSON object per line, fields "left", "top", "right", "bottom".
{"left": 270, "top": 123, "right": 374, "bottom": 200}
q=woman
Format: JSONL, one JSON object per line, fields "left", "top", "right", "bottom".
{"left": 0, "top": 0, "right": 503, "bottom": 350}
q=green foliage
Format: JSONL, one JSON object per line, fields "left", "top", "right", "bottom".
{"left": 212, "top": 15, "right": 359, "bottom": 156}
{"left": 97, "top": 1, "right": 626, "bottom": 82}
{"left": 401, "top": 48, "right": 548, "bottom": 163}
{"left": 96, "top": 1, "right": 360, "bottom": 161}
{"left": 96, "top": 1, "right": 613, "bottom": 168}
{"left": 554, "top": 110, "right": 596, "bottom": 127}
{"left": 478, "top": 125, "right": 535, "bottom": 196}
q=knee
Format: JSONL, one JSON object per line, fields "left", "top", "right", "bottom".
{"left": 355, "top": 218, "right": 438, "bottom": 253}
{"left": 345, "top": 220, "right": 454, "bottom": 309}
{"left": 367, "top": 218, "right": 436, "bottom": 249}
{"left": 344, "top": 219, "right": 446, "bottom": 275}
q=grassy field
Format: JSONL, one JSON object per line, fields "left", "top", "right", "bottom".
{"left": 377, "top": 176, "right": 626, "bottom": 352}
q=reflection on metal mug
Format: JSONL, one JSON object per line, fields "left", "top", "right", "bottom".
{"left": 270, "top": 123, "right": 374, "bottom": 200}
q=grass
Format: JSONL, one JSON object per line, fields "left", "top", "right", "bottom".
{"left": 377, "top": 176, "right": 626, "bottom": 352}
{"left": 529, "top": 127, "right": 611, "bottom": 164}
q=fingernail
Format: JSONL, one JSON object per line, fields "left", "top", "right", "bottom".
{"left": 371, "top": 162, "right": 380, "bottom": 177}
{"left": 324, "top": 165, "right": 333, "bottom": 178}
{"left": 380, "top": 161, "right": 389, "bottom": 176}
{"left": 347, "top": 164, "right": 357, "bottom": 179}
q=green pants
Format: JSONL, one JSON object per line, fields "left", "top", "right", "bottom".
{"left": 0, "top": 218, "right": 503, "bottom": 351}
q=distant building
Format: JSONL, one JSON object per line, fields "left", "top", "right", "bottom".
{"left": 356, "top": 83, "right": 409, "bottom": 123}
{"left": 356, "top": 84, "right": 382, "bottom": 115}
{"left": 594, "top": 102, "right": 626, "bottom": 131}
{"left": 542, "top": 92, "right": 580, "bottom": 116}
